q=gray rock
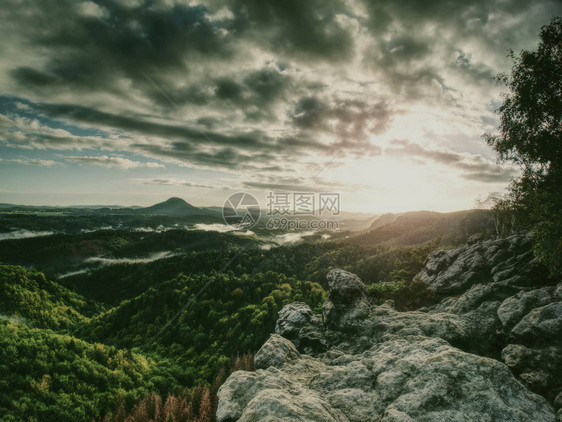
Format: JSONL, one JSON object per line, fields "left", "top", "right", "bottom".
{"left": 510, "top": 302, "right": 562, "bottom": 346}
{"left": 219, "top": 235, "right": 560, "bottom": 421}
{"left": 467, "top": 233, "right": 486, "bottom": 244}
{"left": 418, "top": 233, "right": 545, "bottom": 295}
{"left": 254, "top": 334, "right": 301, "bottom": 369}
{"left": 435, "top": 281, "right": 520, "bottom": 314}
{"left": 501, "top": 344, "right": 562, "bottom": 399}
{"left": 297, "top": 318, "right": 328, "bottom": 355}
{"left": 325, "top": 268, "right": 368, "bottom": 304}
{"left": 554, "top": 283, "right": 562, "bottom": 300}
{"left": 275, "top": 302, "right": 313, "bottom": 338}
{"left": 218, "top": 336, "right": 555, "bottom": 422}
{"left": 555, "top": 392, "right": 562, "bottom": 409}
{"left": 322, "top": 269, "right": 370, "bottom": 331}
{"left": 417, "top": 243, "right": 488, "bottom": 294}
{"left": 498, "top": 288, "right": 554, "bottom": 329}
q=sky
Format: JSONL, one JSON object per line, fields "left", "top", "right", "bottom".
{"left": 0, "top": 0, "right": 560, "bottom": 213}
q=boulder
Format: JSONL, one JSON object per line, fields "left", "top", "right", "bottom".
{"left": 510, "top": 302, "right": 562, "bottom": 346}
{"left": 218, "top": 335, "right": 555, "bottom": 421}
{"left": 325, "top": 268, "right": 368, "bottom": 303}
{"left": 275, "top": 302, "right": 313, "bottom": 338}
{"left": 418, "top": 233, "right": 545, "bottom": 295}
{"left": 322, "top": 269, "right": 370, "bottom": 331}
{"left": 254, "top": 334, "right": 301, "bottom": 369}
{"left": 498, "top": 288, "right": 554, "bottom": 329}
{"left": 218, "top": 234, "right": 560, "bottom": 421}
{"left": 501, "top": 344, "right": 562, "bottom": 400}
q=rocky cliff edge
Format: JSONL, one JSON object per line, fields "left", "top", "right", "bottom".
{"left": 217, "top": 233, "right": 562, "bottom": 422}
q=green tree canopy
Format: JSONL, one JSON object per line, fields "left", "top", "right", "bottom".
{"left": 484, "top": 17, "right": 562, "bottom": 275}
{"left": 486, "top": 17, "right": 561, "bottom": 170}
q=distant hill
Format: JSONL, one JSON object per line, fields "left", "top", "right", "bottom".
{"left": 0, "top": 198, "right": 215, "bottom": 216}
{"left": 334, "top": 214, "right": 380, "bottom": 232}
{"left": 368, "top": 212, "right": 400, "bottom": 230}
{"left": 0, "top": 203, "right": 135, "bottom": 210}
{"left": 138, "top": 197, "right": 216, "bottom": 217}
{"left": 354, "top": 209, "right": 492, "bottom": 247}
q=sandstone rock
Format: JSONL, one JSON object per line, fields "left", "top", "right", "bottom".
{"left": 322, "top": 269, "right": 370, "bottom": 331}
{"left": 417, "top": 243, "right": 488, "bottom": 294}
{"left": 519, "top": 371, "right": 550, "bottom": 390}
{"left": 419, "top": 235, "right": 561, "bottom": 401}
{"left": 510, "top": 302, "right": 562, "bottom": 346}
{"left": 295, "top": 319, "right": 328, "bottom": 355}
{"left": 418, "top": 233, "right": 545, "bottom": 295}
{"left": 498, "top": 288, "right": 554, "bottom": 329}
{"left": 275, "top": 302, "right": 313, "bottom": 338}
{"left": 501, "top": 344, "right": 562, "bottom": 399}
{"left": 254, "top": 334, "right": 301, "bottom": 369}
{"left": 219, "top": 234, "right": 560, "bottom": 421}
{"left": 218, "top": 335, "right": 555, "bottom": 421}
{"left": 555, "top": 392, "right": 562, "bottom": 409}
{"left": 435, "top": 281, "right": 519, "bottom": 314}
{"left": 555, "top": 283, "right": 562, "bottom": 300}
{"left": 325, "top": 268, "right": 368, "bottom": 303}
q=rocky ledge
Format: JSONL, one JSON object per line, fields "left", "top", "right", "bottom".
{"left": 217, "top": 233, "right": 562, "bottom": 421}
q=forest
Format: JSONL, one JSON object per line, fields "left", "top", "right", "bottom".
{"left": 0, "top": 206, "right": 491, "bottom": 421}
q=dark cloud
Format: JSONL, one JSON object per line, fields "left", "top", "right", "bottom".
{"left": 0, "top": 0, "right": 558, "bottom": 187}
{"left": 461, "top": 170, "right": 516, "bottom": 183}
{"left": 215, "top": 79, "right": 243, "bottom": 100}
{"left": 244, "top": 67, "right": 287, "bottom": 103}
{"left": 27, "top": 98, "right": 381, "bottom": 169}
{"left": 176, "top": 86, "right": 212, "bottom": 106}
{"left": 243, "top": 181, "right": 321, "bottom": 192}
{"left": 387, "top": 139, "right": 464, "bottom": 165}
{"left": 11, "top": 67, "right": 60, "bottom": 87}
{"left": 455, "top": 52, "right": 495, "bottom": 83}
{"left": 229, "top": 0, "right": 354, "bottom": 60}
{"left": 36, "top": 102, "right": 271, "bottom": 151}
{"left": 292, "top": 97, "right": 328, "bottom": 129}
{"left": 288, "top": 96, "right": 391, "bottom": 158}
{"left": 132, "top": 141, "right": 274, "bottom": 173}
{"left": 210, "top": 67, "right": 289, "bottom": 109}
{"left": 9, "top": 0, "right": 232, "bottom": 93}
{"left": 360, "top": 0, "right": 562, "bottom": 97}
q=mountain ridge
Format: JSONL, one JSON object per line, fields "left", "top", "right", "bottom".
{"left": 138, "top": 197, "right": 216, "bottom": 217}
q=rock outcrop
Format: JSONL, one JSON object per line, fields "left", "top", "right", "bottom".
{"left": 218, "top": 233, "right": 561, "bottom": 421}
{"left": 418, "top": 233, "right": 545, "bottom": 294}
{"left": 420, "top": 234, "right": 562, "bottom": 404}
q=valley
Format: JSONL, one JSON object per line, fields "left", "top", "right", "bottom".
{"left": 0, "top": 198, "right": 495, "bottom": 421}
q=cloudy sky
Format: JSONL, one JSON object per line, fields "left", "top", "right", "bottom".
{"left": 0, "top": 0, "right": 560, "bottom": 212}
